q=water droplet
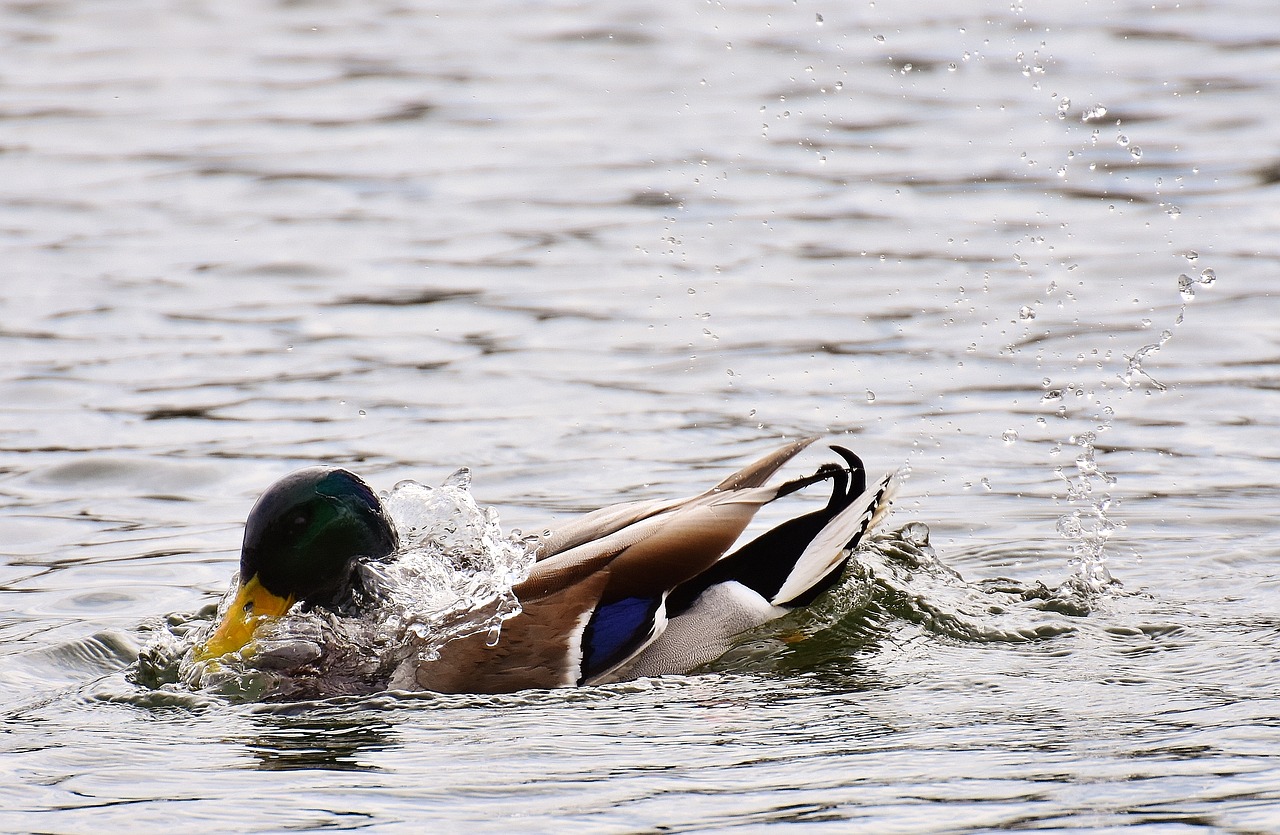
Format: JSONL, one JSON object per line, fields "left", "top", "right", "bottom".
{"left": 1116, "top": 134, "right": 1130, "bottom": 147}
{"left": 874, "top": 34, "right": 885, "bottom": 43}
{"left": 1177, "top": 273, "right": 1196, "bottom": 301}
{"left": 1200, "top": 268, "right": 1216, "bottom": 285}
{"left": 866, "top": 390, "right": 876, "bottom": 403}
{"left": 1081, "top": 104, "right": 1108, "bottom": 122}
{"left": 442, "top": 467, "right": 472, "bottom": 489}
{"left": 1129, "top": 146, "right": 1142, "bottom": 160}
{"left": 815, "top": 13, "right": 823, "bottom": 24}
{"left": 1166, "top": 205, "right": 1181, "bottom": 218}
{"left": 1001, "top": 429, "right": 1019, "bottom": 444}
{"left": 358, "top": 409, "right": 367, "bottom": 417}
{"left": 901, "top": 521, "right": 930, "bottom": 547}
{"left": 1019, "top": 305, "right": 1036, "bottom": 320}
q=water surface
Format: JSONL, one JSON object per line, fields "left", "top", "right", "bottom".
{"left": 3, "top": 0, "right": 1279, "bottom": 830}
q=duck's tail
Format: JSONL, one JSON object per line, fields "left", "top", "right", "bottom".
{"left": 770, "top": 452, "right": 899, "bottom": 606}
{"left": 589, "top": 447, "right": 901, "bottom": 684}
{"left": 666, "top": 446, "right": 899, "bottom": 614}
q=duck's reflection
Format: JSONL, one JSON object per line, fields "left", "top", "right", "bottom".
{"left": 240, "top": 700, "right": 398, "bottom": 772}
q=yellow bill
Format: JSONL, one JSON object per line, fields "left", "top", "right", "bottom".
{"left": 195, "top": 574, "right": 295, "bottom": 661}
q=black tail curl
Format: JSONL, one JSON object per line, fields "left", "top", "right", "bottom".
{"left": 666, "top": 445, "right": 869, "bottom": 616}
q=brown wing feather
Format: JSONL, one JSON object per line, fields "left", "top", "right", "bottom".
{"left": 529, "top": 486, "right": 780, "bottom": 602}
{"left": 535, "top": 437, "right": 817, "bottom": 560}
{"left": 534, "top": 495, "right": 688, "bottom": 560}
{"left": 705, "top": 436, "right": 818, "bottom": 492}
{"left": 594, "top": 493, "right": 778, "bottom": 600}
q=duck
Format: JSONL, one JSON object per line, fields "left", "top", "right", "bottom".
{"left": 196, "top": 437, "right": 899, "bottom": 694}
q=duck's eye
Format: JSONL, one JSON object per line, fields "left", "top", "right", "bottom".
{"left": 289, "top": 512, "right": 310, "bottom": 534}
{"left": 243, "top": 600, "right": 255, "bottom": 615}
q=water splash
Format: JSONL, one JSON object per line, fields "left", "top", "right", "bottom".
{"left": 710, "top": 524, "right": 1102, "bottom": 678}
{"left": 1120, "top": 327, "right": 1174, "bottom": 392}
{"left": 1121, "top": 267, "right": 1217, "bottom": 392}
{"left": 380, "top": 468, "right": 534, "bottom": 645}
{"left": 1054, "top": 432, "right": 1119, "bottom": 589}
{"left": 1055, "top": 264, "right": 1217, "bottom": 588}
{"left": 864, "top": 523, "right": 1100, "bottom": 638}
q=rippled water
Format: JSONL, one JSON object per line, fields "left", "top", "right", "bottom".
{"left": 3, "top": 0, "right": 1279, "bottom": 830}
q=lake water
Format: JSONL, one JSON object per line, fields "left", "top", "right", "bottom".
{"left": 3, "top": 0, "right": 1279, "bottom": 830}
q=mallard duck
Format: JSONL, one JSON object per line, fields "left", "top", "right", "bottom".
{"left": 196, "top": 438, "right": 898, "bottom": 693}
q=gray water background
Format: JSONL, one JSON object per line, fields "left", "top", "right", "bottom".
{"left": 2, "top": 0, "right": 1279, "bottom": 830}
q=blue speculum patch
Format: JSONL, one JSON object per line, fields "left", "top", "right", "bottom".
{"left": 581, "top": 596, "right": 661, "bottom": 679}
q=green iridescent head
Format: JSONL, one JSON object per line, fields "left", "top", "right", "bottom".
{"left": 240, "top": 466, "right": 399, "bottom": 605}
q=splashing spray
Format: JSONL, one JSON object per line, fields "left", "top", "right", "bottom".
{"left": 1054, "top": 430, "right": 1119, "bottom": 589}
{"left": 1004, "top": 34, "right": 1216, "bottom": 589}
{"left": 1056, "top": 263, "right": 1216, "bottom": 587}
